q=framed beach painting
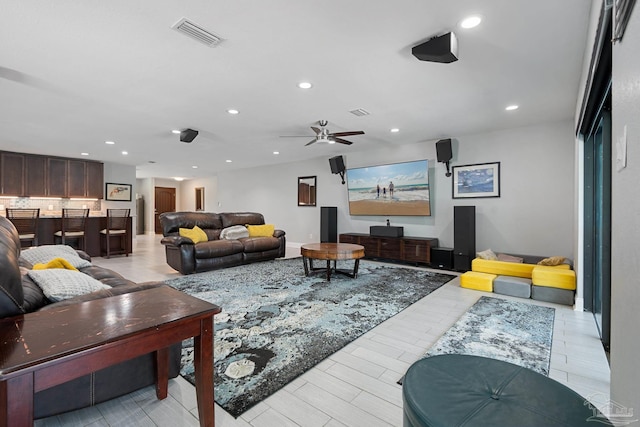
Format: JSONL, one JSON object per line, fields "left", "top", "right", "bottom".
{"left": 106, "top": 183, "right": 132, "bottom": 201}
{"left": 452, "top": 162, "right": 500, "bottom": 199}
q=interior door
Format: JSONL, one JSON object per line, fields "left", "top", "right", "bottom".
{"left": 154, "top": 186, "right": 176, "bottom": 234}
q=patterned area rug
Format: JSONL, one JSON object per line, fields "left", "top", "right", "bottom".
{"left": 166, "top": 257, "right": 455, "bottom": 417}
{"left": 424, "top": 295, "right": 555, "bottom": 375}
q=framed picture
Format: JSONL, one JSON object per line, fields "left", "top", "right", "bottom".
{"left": 452, "top": 162, "right": 500, "bottom": 199}
{"left": 105, "top": 183, "right": 132, "bottom": 201}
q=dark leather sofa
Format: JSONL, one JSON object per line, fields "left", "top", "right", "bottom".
{"left": 0, "top": 216, "right": 181, "bottom": 419}
{"left": 160, "top": 211, "right": 286, "bottom": 274}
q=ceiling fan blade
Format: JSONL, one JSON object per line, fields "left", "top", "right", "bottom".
{"left": 305, "top": 139, "right": 317, "bottom": 146}
{"left": 330, "top": 131, "right": 365, "bottom": 137}
{"left": 333, "top": 137, "right": 353, "bottom": 145}
{"left": 311, "top": 126, "right": 322, "bottom": 134}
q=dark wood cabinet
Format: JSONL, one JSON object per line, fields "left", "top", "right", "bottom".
{"left": 339, "top": 233, "right": 438, "bottom": 265}
{"left": 0, "top": 152, "right": 26, "bottom": 196}
{"left": 25, "top": 155, "right": 47, "bottom": 196}
{"left": 47, "top": 157, "right": 68, "bottom": 197}
{"left": 0, "top": 151, "right": 104, "bottom": 198}
{"left": 86, "top": 161, "right": 104, "bottom": 199}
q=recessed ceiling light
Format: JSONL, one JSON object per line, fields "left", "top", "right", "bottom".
{"left": 225, "top": 159, "right": 232, "bottom": 163}
{"left": 505, "top": 105, "right": 519, "bottom": 111}
{"left": 171, "top": 129, "right": 181, "bottom": 134}
{"left": 105, "top": 140, "right": 115, "bottom": 145}
{"left": 192, "top": 165, "right": 198, "bottom": 169}
{"left": 122, "top": 151, "right": 128, "bottom": 155}
{"left": 273, "top": 151, "right": 280, "bottom": 155}
{"left": 227, "top": 109, "right": 239, "bottom": 115}
{"left": 81, "top": 152, "right": 89, "bottom": 156}
{"left": 461, "top": 15, "right": 482, "bottom": 29}
{"left": 174, "top": 177, "right": 184, "bottom": 181}
{"left": 390, "top": 128, "right": 400, "bottom": 133}
{"left": 298, "top": 82, "right": 312, "bottom": 89}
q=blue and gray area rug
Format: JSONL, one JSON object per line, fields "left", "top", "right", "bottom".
{"left": 424, "top": 295, "right": 555, "bottom": 375}
{"left": 166, "top": 257, "right": 454, "bottom": 417}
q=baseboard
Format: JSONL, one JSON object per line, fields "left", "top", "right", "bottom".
{"left": 573, "top": 297, "right": 584, "bottom": 311}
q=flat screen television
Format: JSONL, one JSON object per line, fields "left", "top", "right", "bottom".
{"left": 346, "top": 159, "right": 431, "bottom": 216}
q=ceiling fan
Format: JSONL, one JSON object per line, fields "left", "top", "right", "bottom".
{"left": 282, "top": 120, "right": 365, "bottom": 146}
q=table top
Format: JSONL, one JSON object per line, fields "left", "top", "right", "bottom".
{"left": 301, "top": 242, "right": 365, "bottom": 260}
{"left": 0, "top": 286, "right": 221, "bottom": 376}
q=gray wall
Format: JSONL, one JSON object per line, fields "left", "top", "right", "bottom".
{"left": 610, "top": 3, "right": 640, "bottom": 416}
{"left": 216, "top": 119, "right": 575, "bottom": 259}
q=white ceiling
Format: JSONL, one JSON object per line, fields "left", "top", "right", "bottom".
{"left": 0, "top": 1, "right": 592, "bottom": 180}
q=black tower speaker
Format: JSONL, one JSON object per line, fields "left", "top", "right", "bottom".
{"left": 180, "top": 128, "right": 199, "bottom": 143}
{"left": 320, "top": 206, "right": 337, "bottom": 243}
{"left": 453, "top": 206, "right": 476, "bottom": 271}
{"left": 436, "top": 138, "right": 452, "bottom": 162}
{"left": 412, "top": 32, "right": 459, "bottom": 63}
{"left": 329, "top": 156, "right": 345, "bottom": 174}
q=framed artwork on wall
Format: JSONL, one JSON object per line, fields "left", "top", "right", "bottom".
{"left": 452, "top": 162, "right": 500, "bottom": 199}
{"left": 106, "top": 183, "right": 132, "bottom": 201}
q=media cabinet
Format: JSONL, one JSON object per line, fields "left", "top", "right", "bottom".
{"left": 339, "top": 233, "right": 438, "bottom": 265}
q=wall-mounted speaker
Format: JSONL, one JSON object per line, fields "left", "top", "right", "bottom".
{"left": 329, "top": 155, "right": 345, "bottom": 174}
{"left": 412, "top": 32, "right": 459, "bottom": 63}
{"left": 180, "top": 129, "right": 199, "bottom": 143}
{"left": 436, "top": 138, "right": 452, "bottom": 163}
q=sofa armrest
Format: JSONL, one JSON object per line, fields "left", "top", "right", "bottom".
{"left": 161, "top": 235, "right": 195, "bottom": 246}
{"left": 274, "top": 229, "right": 285, "bottom": 238}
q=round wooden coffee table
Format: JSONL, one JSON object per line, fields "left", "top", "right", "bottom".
{"left": 300, "top": 243, "right": 365, "bottom": 281}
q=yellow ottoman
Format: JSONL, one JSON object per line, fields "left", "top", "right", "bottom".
{"left": 531, "top": 266, "right": 576, "bottom": 290}
{"left": 460, "top": 271, "right": 497, "bottom": 292}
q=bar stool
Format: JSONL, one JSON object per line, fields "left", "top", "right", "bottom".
{"left": 5, "top": 208, "right": 40, "bottom": 248}
{"left": 54, "top": 208, "right": 89, "bottom": 251}
{"left": 100, "top": 208, "right": 130, "bottom": 258}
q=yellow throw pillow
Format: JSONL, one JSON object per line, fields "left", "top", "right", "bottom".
{"left": 179, "top": 226, "right": 208, "bottom": 244}
{"left": 33, "top": 257, "right": 79, "bottom": 271}
{"left": 537, "top": 256, "right": 567, "bottom": 266}
{"left": 247, "top": 224, "right": 275, "bottom": 237}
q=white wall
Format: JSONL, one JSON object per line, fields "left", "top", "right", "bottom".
{"left": 179, "top": 176, "right": 218, "bottom": 213}
{"left": 216, "top": 120, "right": 575, "bottom": 258}
{"left": 610, "top": 4, "right": 640, "bottom": 416}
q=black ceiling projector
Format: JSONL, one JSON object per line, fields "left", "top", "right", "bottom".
{"left": 412, "top": 32, "right": 458, "bottom": 63}
{"left": 180, "top": 128, "right": 199, "bottom": 143}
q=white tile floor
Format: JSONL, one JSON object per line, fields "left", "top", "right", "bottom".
{"left": 35, "top": 234, "right": 611, "bottom": 426}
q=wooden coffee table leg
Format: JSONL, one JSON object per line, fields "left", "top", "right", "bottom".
{"left": 194, "top": 317, "right": 215, "bottom": 427}
{"left": 155, "top": 347, "right": 169, "bottom": 399}
{"left": 302, "top": 256, "right": 309, "bottom": 276}
{"left": 326, "top": 260, "right": 331, "bottom": 281}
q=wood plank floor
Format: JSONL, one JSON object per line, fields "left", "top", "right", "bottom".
{"left": 35, "top": 234, "right": 610, "bottom": 426}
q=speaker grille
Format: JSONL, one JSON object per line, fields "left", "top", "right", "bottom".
{"left": 172, "top": 18, "right": 224, "bottom": 47}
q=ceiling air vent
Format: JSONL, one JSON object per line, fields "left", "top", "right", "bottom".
{"left": 349, "top": 108, "right": 370, "bottom": 117}
{"left": 172, "top": 18, "right": 224, "bottom": 47}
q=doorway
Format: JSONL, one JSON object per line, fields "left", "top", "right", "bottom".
{"left": 154, "top": 186, "right": 176, "bottom": 234}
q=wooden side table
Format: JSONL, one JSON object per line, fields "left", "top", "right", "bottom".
{"left": 0, "top": 286, "right": 221, "bottom": 427}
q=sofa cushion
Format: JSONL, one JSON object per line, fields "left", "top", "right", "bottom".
{"left": 247, "top": 224, "right": 275, "bottom": 237}
{"left": 537, "top": 256, "right": 567, "bottom": 266}
{"left": 20, "top": 245, "right": 92, "bottom": 269}
{"left": 497, "top": 253, "right": 524, "bottom": 263}
{"left": 27, "top": 269, "right": 111, "bottom": 302}
{"left": 241, "top": 236, "right": 281, "bottom": 253}
{"left": 179, "top": 226, "right": 208, "bottom": 244}
{"left": 159, "top": 211, "right": 223, "bottom": 235}
{"left": 220, "top": 212, "right": 264, "bottom": 228}
{"left": 220, "top": 225, "right": 249, "bottom": 240}
{"left": 476, "top": 249, "right": 497, "bottom": 260}
{"left": 194, "top": 239, "right": 244, "bottom": 259}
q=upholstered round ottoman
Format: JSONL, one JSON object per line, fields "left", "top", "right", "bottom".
{"left": 402, "top": 354, "right": 605, "bottom": 427}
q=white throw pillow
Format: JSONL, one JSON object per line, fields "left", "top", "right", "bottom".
{"left": 476, "top": 249, "right": 498, "bottom": 261}
{"left": 20, "top": 245, "right": 92, "bottom": 269}
{"left": 27, "top": 269, "right": 111, "bottom": 302}
{"left": 220, "top": 225, "right": 249, "bottom": 240}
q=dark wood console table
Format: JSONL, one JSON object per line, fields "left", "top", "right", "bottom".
{"left": 339, "top": 233, "right": 438, "bottom": 265}
{"left": 0, "top": 286, "right": 221, "bottom": 427}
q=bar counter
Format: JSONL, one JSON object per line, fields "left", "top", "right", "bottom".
{"left": 34, "top": 216, "right": 133, "bottom": 257}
